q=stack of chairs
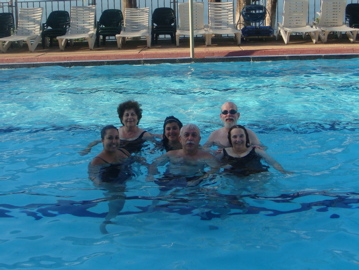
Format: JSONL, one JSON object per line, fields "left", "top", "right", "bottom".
{"left": 277, "top": 0, "right": 320, "bottom": 44}
{"left": 41, "top": 10, "right": 70, "bottom": 48}
{"left": 116, "top": 7, "right": 151, "bottom": 48}
{"left": 0, "top": 8, "right": 43, "bottom": 52}
{"left": 0, "top": 13, "right": 14, "bottom": 38}
{"left": 151, "top": 7, "right": 176, "bottom": 44}
{"left": 206, "top": 2, "right": 241, "bottom": 45}
{"left": 57, "top": 6, "right": 97, "bottom": 50}
{"left": 96, "top": 9, "right": 124, "bottom": 47}
{"left": 315, "top": 0, "right": 358, "bottom": 43}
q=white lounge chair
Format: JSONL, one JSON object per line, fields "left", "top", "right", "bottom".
{"left": 57, "top": 6, "right": 96, "bottom": 50}
{"left": 206, "top": 2, "right": 241, "bottom": 45}
{"left": 116, "top": 7, "right": 151, "bottom": 48}
{"left": 277, "top": 0, "right": 320, "bottom": 44}
{"left": 315, "top": 0, "right": 358, "bottom": 43}
{"left": 176, "top": 2, "right": 208, "bottom": 46}
{"left": 0, "top": 8, "right": 43, "bottom": 53}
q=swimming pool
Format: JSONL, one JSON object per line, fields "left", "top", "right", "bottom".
{"left": 1, "top": 59, "right": 359, "bottom": 269}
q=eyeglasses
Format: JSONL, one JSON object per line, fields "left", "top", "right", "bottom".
{"left": 221, "top": 109, "right": 238, "bottom": 115}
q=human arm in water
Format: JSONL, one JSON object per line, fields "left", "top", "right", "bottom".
{"left": 255, "top": 148, "right": 292, "bottom": 174}
{"left": 79, "top": 139, "right": 101, "bottom": 156}
{"left": 146, "top": 152, "right": 171, "bottom": 181}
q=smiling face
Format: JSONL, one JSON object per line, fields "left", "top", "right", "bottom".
{"left": 229, "top": 128, "right": 246, "bottom": 146}
{"left": 102, "top": 128, "right": 120, "bottom": 152}
{"left": 165, "top": 122, "right": 181, "bottom": 143}
{"left": 122, "top": 109, "right": 138, "bottom": 127}
{"left": 220, "top": 102, "right": 240, "bottom": 129}
{"left": 228, "top": 126, "right": 250, "bottom": 149}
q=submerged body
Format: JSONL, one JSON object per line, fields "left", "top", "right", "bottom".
{"left": 148, "top": 124, "right": 220, "bottom": 187}
{"left": 217, "top": 125, "right": 291, "bottom": 175}
{"left": 222, "top": 147, "right": 269, "bottom": 176}
{"left": 204, "top": 102, "right": 262, "bottom": 149}
{"left": 88, "top": 125, "right": 132, "bottom": 186}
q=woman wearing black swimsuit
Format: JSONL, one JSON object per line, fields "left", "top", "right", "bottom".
{"left": 116, "top": 100, "right": 157, "bottom": 153}
{"left": 88, "top": 125, "right": 133, "bottom": 234}
{"left": 80, "top": 100, "right": 158, "bottom": 155}
{"left": 216, "top": 125, "right": 291, "bottom": 175}
{"left": 88, "top": 125, "right": 132, "bottom": 185}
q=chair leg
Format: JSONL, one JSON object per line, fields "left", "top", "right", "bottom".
{"left": 346, "top": 31, "right": 357, "bottom": 42}
{"left": 309, "top": 32, "right": 319, "bottom": 44}
{"left": 176, "top": 35, "right": 180, "bottom": 46}
{"left": 88, "top": 34, "right": 96, "bottom": 50}
{"left": 206, "top": 34, "right": 212, "bottom": 46}
{"left": 155, "top": 34, "right": 159, "bottom": 44}
{"left": 3, "top": 41, "right": 12, "bottom": 52}
{"left": 235, "top": 33, "right": 241, "bottom": 45}
{"left": 147, "top": 36, "right": 151, "bottom": 48}
{"left": 319, "top": 31, "right": 328, "bottom": 43}
{"left": 0, "top": 41, "right": 5, "bottom": 52}
{"left": 116, "top": 36, "right": 123, "bottom": 48}
{"left": 96, "top": 34, "right": 100, "bottom": 47}
{"left": 279, "top": 28, "right": 290, "bottom": 44}
{"left": 58, "top": 38, "right": 67, "bottom": 51}
{"left": 27, "top": 36, "right": 40, "bottom": 52}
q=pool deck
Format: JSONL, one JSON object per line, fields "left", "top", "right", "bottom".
{"left": 1, "top": 36, "right": 359, "bottom": 67}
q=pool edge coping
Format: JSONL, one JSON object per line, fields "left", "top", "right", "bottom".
{"left": 0, "top": 53, "right": 359, "bottom": 68}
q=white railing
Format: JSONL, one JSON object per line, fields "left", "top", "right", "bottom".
{"left": 1, "top": 0, "right": 359, "bottom": 31}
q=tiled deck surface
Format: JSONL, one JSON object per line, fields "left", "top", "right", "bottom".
{"left": 1, "top": 36, "right": 359, "bottom": 67}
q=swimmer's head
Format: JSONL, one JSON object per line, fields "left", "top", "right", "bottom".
{"left": 220, "top": 101, "right": 240, "bottom": 129}
{"left": 228, "top": 125, "right": 250, "bottom": 148}
{"left": 117, "top": 100, "right": 143, "bottom": 125}
{"left": 101, "top": 125, "right": 118, "bottom": 140}
{"left": 180, "top": 123, "right": 201, "bottom": 150}
{"left": 163, "top": 116, "right": 183, "bottom": 130}
{"left": 180, "top": 123, "right": 200, "bottom": 137}
{"left": 162, "top": 116, "right": 183, "bottom": 149}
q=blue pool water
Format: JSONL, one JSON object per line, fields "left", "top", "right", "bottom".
{"left": 1, "top": 59, "right": 359, "bottom": 269}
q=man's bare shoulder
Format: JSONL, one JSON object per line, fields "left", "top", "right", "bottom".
{"left": 206, "top": 128, "right": 226, "bottom": 143}
{"left": 166, "top": 149, "right": 183, "bottom": 157}
{"left": 209, "top": 127, "right": 226, "bottom": 137}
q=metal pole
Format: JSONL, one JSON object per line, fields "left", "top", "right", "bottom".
{"left": 189, "top": 0, "right": 194, "bottom": 58}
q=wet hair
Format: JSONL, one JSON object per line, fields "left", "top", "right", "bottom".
{"left": 162, "top": 116, "right": 183, "bottom": 151}
{"left": 180, "top": 123, "right": 200, "bottom": 137}
{"left": 228, "top": 125, "right": 250, "bottom": 148}
{"left": 117, "top": 100, "right": 143, "bottom": 125}
{"left": 101, "top": 125, "right": 118, "bottom": 140}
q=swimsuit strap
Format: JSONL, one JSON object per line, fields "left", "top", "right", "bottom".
{"left": 223, "top": 148, "right": 229, "bottom": 157}
{"left": 138, "top": 130, "right": 147, "bottom": 139}
{"left": 118, "top": 148, "right": 131, "bottom": 157}
{"left": 94, "top": 156, "right": 110, "bottom": 164}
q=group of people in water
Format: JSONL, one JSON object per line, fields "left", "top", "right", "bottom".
{"left": 84, "top": 100, "right": 292, "bottom": 188}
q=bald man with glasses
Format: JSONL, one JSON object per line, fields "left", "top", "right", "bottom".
{"left": 204, "top": 102, "right": 263, "bottom": 149}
